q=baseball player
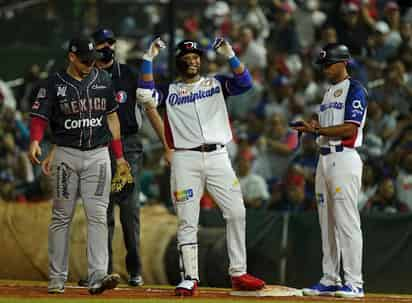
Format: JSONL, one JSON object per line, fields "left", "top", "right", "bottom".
{"left": 136, "top": 38, "right": 265, "bottom": 296}
{"left": 28, "top": 37, "right": 124, "bottom": 295}
{"left": 292, "top": 44, "right": 367, "bottom": 298}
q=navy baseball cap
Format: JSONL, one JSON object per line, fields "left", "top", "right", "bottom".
{"left": 68, "top": 37, "right": 103, "bottom": 61}
{"left": 92, "top": 28, "right": 116, "bottom": 45}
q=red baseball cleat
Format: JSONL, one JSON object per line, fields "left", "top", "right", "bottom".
{"left": 231, "top": 273, "right": 265, "bottom": 291}
{"left": 175, "top": 279, "right": 198, "bottom": 296}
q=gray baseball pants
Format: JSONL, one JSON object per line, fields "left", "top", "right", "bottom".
{"left": 48, "top": 146, "right": 111, "bottom": 287}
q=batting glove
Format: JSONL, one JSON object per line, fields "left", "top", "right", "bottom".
{"left": 136, "top": 88, "right": 157, "bottom": 108}
{"left": 143, "top": 37, "right": 166, "bottom": 61}
{"left": 212, "top": 37, "right": 235, "bottom": 59}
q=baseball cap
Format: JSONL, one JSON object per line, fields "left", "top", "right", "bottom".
{"left": 92, "top": 28, "right": 116, "bottom": 45}
{"left": 68, "top": 37, "right": 103, "bottom": 61}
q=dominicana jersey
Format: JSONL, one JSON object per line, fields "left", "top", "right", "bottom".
{"left": 140, "top": 70, "right": 252, "bottom": 149}
{"left": 317, "top": 78, "right": 367, "bottom": 148}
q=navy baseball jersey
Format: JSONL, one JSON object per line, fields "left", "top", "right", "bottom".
{"left": 104, "top": 61, "right": 142, "bottom": 136}
{"left": 31, "top": 68, "right": 118, "bottom": 150}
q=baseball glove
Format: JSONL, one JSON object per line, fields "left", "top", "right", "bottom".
{"left": 111, "top": 162, "right": 134, "bottom": 200}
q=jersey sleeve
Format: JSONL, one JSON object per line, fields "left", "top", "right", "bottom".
{"left": 214, "top": 69, "right": 253, "bottom": 98}
{"left": 30, "top": 79, "right": 52, "bottom": 121}
{"left": 344, "top": 81, "right": 367, "bottom": 126}
{"left": 138, "top": 79, "right": 169, "bottom": 107}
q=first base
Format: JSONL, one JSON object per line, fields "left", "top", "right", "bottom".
{"left": 230, "top": 285, "right": 303, "bottom": 297}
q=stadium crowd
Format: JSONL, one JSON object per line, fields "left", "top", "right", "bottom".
{"left": 0, "top": 0, "right": 412, "bottom": 214}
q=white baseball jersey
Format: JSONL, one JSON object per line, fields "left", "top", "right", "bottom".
{"left": 317, "top": 78, "right": 367, "bottom": 148}
{"left": 151, "top": 74, "right": 251, "bottom": 149}
{"left": 315, "top": 77, "right": 367, "bottom": 289}
{"left": 138, "top": 68, "right": 254, "bottom": 279}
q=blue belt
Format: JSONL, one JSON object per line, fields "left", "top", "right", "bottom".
{"left": 320, "top": 145, "right": 344, "bottom": 155}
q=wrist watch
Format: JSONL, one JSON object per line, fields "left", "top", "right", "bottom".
{"left": 314, "top": 126, "right": 320, "bottom": 136}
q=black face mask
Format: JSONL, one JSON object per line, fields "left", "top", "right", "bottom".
{"left": 98, "top": 47, "right": 114, "bottom": 63}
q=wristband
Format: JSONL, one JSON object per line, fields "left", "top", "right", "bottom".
{"left": 229, "top": 56, "right": 241, "bottom": 69}
{"left": 141, "top": 59, "right": 153, "bottom": 73}
{"left": 110, "top": 139, "right": 124, "bottom": 159}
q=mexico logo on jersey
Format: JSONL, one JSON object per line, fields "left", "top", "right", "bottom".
{"left": 174, "top": 188, "right": 194, "bottom": 202}
{"left": 116, "top": 90, "right": 127, "bottom": 103}
{"left": 57, "top": 85, "right": 67, "bottom": 97}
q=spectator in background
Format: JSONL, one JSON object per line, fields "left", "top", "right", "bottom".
{"left": 358, "top": 162, "right": 378, "bottom": 210}
{"left": 363, "top": 178, "right": 409, "bottom": 214}
{"left": 243, "top": 0, "right": 270, "bottom": 44}
{"left": 268, "top": 1, "right": 300, "bottom": 55}
{"left": 238, "top": 25, "right": 267, "bottom": 70}
{"left": 282, "top": 167, "right": 315, "bottom": 212}
{"left": 252, "top": 113, "right": 298, "bottom": 181}
{"left": 382, "top": 1, "right": 402, "bottom": 48}
{"left": 332, "top": 2, "right": 370, "bottom": 57}
{"left": 381, "top": 61, "right": 412, "bottom": 117}
{"left": 396, "top": 153, "right": 412, "bottom": 210}
{"left": 237, "top": 155, "right": 269, "bottom": 209}
{"left": 293, "top": 64, "right": 321, "bottom": 111}
{"left": 257, "top": 75, "right": 293, "bottom": 120}
{"left": 291, "top": 133, "right": 318, "bottom": 202}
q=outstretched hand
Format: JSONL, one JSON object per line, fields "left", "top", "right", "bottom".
{"left": 212, "top": 37, "right": 235, "bottom": 59}
{"left": 144, "top": 37, "right": 166, "bottom": 61}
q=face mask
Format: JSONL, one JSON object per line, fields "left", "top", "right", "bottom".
{"left": 98, "top": 47, "right": 114, "bottom": 63}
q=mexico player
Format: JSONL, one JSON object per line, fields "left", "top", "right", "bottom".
{"left": 28, "top": 37, "right": 123, "bottom": 295}
{"left": 136, "top": 38, "right": 265, "bottom": 296}
{"left": 292, "top": 44, "right": 367, "bottom": 298}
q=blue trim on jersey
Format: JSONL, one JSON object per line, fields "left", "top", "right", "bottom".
{"left": 344, "top": 79, "right": 367, "bottom": 125}
{"left": 214, "top": 69, "right": 252, "bottom": 97}
{"left": 139, "top": 80, "right": 155, "bottom": 89}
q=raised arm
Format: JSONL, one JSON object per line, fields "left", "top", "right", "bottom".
{"left": 136, "top": 37, "right": 173, "bottom": 164}
{"left": 212, "top": 38, "right": 253, "bottom": 96}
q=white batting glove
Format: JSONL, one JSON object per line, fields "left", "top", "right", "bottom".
{"left": 143, "top": 37, "right": 166, "bottom": 61}
{"left": 212, "top": 37, "right": 235, "bottom": 59}
{"left": 136, "top": 88, "right": 157, "bottom": 108}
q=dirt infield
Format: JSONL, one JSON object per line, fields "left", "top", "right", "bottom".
{"left": 0, "top": 282, "right": 411, "bottom": 303}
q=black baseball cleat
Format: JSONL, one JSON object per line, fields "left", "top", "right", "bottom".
{"left": 128, "top": 275, "right": 144, "bottom": 287}
{"left": 88, "top": 273, "right": 120, "bottom": 295}
{"left": 78, "top": 278, "right": 88, "bottom": 287}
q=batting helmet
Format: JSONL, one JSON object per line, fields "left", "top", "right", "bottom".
{"left": 315, "top": 43, "right": 351, "bottom": 66}
{"left": 175, "top": 40, "right": 203, "bottom": 58}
